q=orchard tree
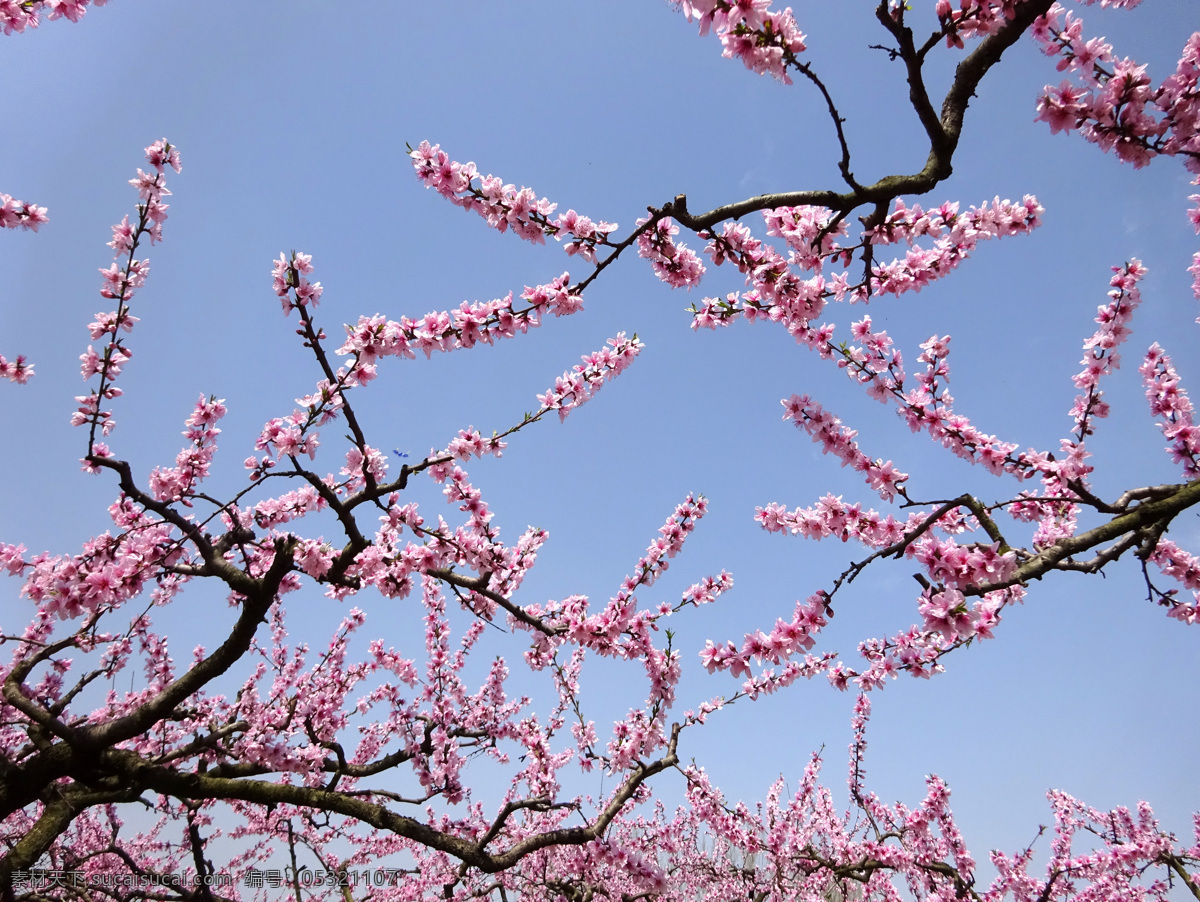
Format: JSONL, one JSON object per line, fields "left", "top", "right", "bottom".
{"left": 0, "top": 1, "right": 1197, "bottom": 900}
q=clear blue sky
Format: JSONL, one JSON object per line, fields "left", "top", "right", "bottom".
{"left": 0, "top": 0, "right": 1197, "bottom": 881}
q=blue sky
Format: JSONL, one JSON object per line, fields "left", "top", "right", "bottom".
{"left": 1, "top": 0, "right": 1197, "bottom": 882}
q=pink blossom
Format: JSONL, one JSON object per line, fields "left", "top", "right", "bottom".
{"left": 1141, "top": 342, "right": 1200, "bottom": 478}
{"left": 636, "top": 216, "right": 706, "bottom": 288}
{"left": 536, "top": 333, "right": 643, "bottom": 421}
{"left": 0, "top": 192, "right": 48, "bottom": 231}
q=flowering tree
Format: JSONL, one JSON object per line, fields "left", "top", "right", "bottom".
{"left": 0, "top": 0, "right": 1197, "bottom": 900}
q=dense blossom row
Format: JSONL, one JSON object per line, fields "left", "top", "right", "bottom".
{"left": 696, "top": 304, "right": 1035, "bottom": 484}
{"left": 1141, "top": 343, "right": 1200, "bottom": 479}
{"left": 867, "top": 195, "right": 1044, "bottom": 296}
{"left": 782, "top": 393, "right": 909, "bottom": 501}
{"left": 536, "top": 332, "right": 643, "bottom": 421}
{"left": 410, "top": 141, "right": 617, "bottom": 261}
{"left": 338, "top": 271, "right": 583, "bottom": 364}
{"left": 692, "top": 195, "right": 1043, "bottom": 316}
{"left": 1069, "top": 261, "right": 1145, "bottom": 440}
{"left": 70, "top": 139, "right": 180, "bottom": 451}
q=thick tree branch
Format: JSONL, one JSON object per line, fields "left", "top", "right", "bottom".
{"left": 969, "top": 480, "right": 1200, "bottom": 596}
{"left": 664, "top": 0, "right": 1055, "bottom": 233}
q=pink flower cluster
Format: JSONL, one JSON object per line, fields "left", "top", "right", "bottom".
{"left": 669, "top": 0, "right": 807, "bottom": 84}
{"left": 742, "top": 449, "right": 1034, "bottom": 686}
{"left": 0, "top": 0, "right": 105, "bottom": 34}
{"left": 987, "top": 790, "right": 1193, "bottom": 901}
{"left": 211, "top": 592, "right": 524, "bottom": 801}
{"left": 914, "top": 534, "right": 1019, "bottom": 592}
{"left": 934, "top": 0, "right": 1135, "bottom": 51}
{"left": 0, "top": 192, "right": 47, "bottom": 231}
{"left": 72, "top": 140, "right": 180, "bottom": 448}
{"left": 248, "top": 253, "right": 385, "bottom": 476}
{"left": 250, "top": 484, "right": 327, "bottom": 529}
{"left": 527, "top": 496, "right": 722, "bottom": 768}
{"left": 410, "top": 142, "right": 616, "bottom": 259}
{"left": 1140, "top": 342, "right": 1199, "bottom": 479}
{"left": 1069, "top": 260, "right": 1145, "bottom": 439}
{"left": 18, "top": 501, "right": 183, "bottom": 620}
{"left": 586, "top": 495, "right": 713, "bottom": 645}
{"left": 146, "top": 395, "right": 227, "bottom": 504}
{"left": 386, "top": 494, "right": 713, "bottom": 779}
{"left": 1033, "top": 9, "right": 1199, "bottom": 170}
{"left": 866, "top": 196, "right": 1043, "bottom": 297}
{"left": 270, "top": 251, "right": 322, "bottom": 315}
{"left": 254, "top": 413, "right": 321, "bottom": 463}
{"left": 1149, "top": 539, "right": 1200, "bottom": 624}
{"left": 761, "top": 203, "right": 847, "bottom": 271}
{"left": 224, "top": 608, "right": 363, "bottom": 777}
{"left": 917, "top": 586, "right": 1000, "bottom": 645}
{"left": 782, "top": 393, "right": 909, "bottom": 501}
{"left": 703, "top": 218, "right": 828, "bottom": 322}
{"left": 435, "top": 429, "right": 498, "bottom": 464}
{"left": 750, "top": 491, "right": 1018, "bottom": 688}
{"left": 693, "top": 195, "right": 1041, "bottom": 335}
{"left": 935, "top": 0, "right": 1038, "bottom": 47}
{"left": 636, "top": 216, "right": 706, "bottom": 289}
{"left": 777, "top": 320, "right": 1028, "bottom": 482}
{"left": 699, "top": 592, "right": 827, "bottom": 679}
{"left": 327, "top": 455, "right": 539, "bottom": 612}
{"left": 536, "top": 332, "right": 643, "bottom": 422}
{"left": 0, "top": 354, "right": 32, "bottom": 383}
{"left": 756, "top": 494, "right": 906, "bottom": 547}
{"left": 338, "top": 272, "right": 584, "bottom": 364}
{"left": 350, "top": 302, "right": 575, "bottom": 499}
{"left": 573, "top": 840, "right": 668, "bottom": 895}
{"left": 856, "top": 330, "right": 1025, "bottom": 478}
{"left": 837, "top": 314, "right": 902, "bottom": 402}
